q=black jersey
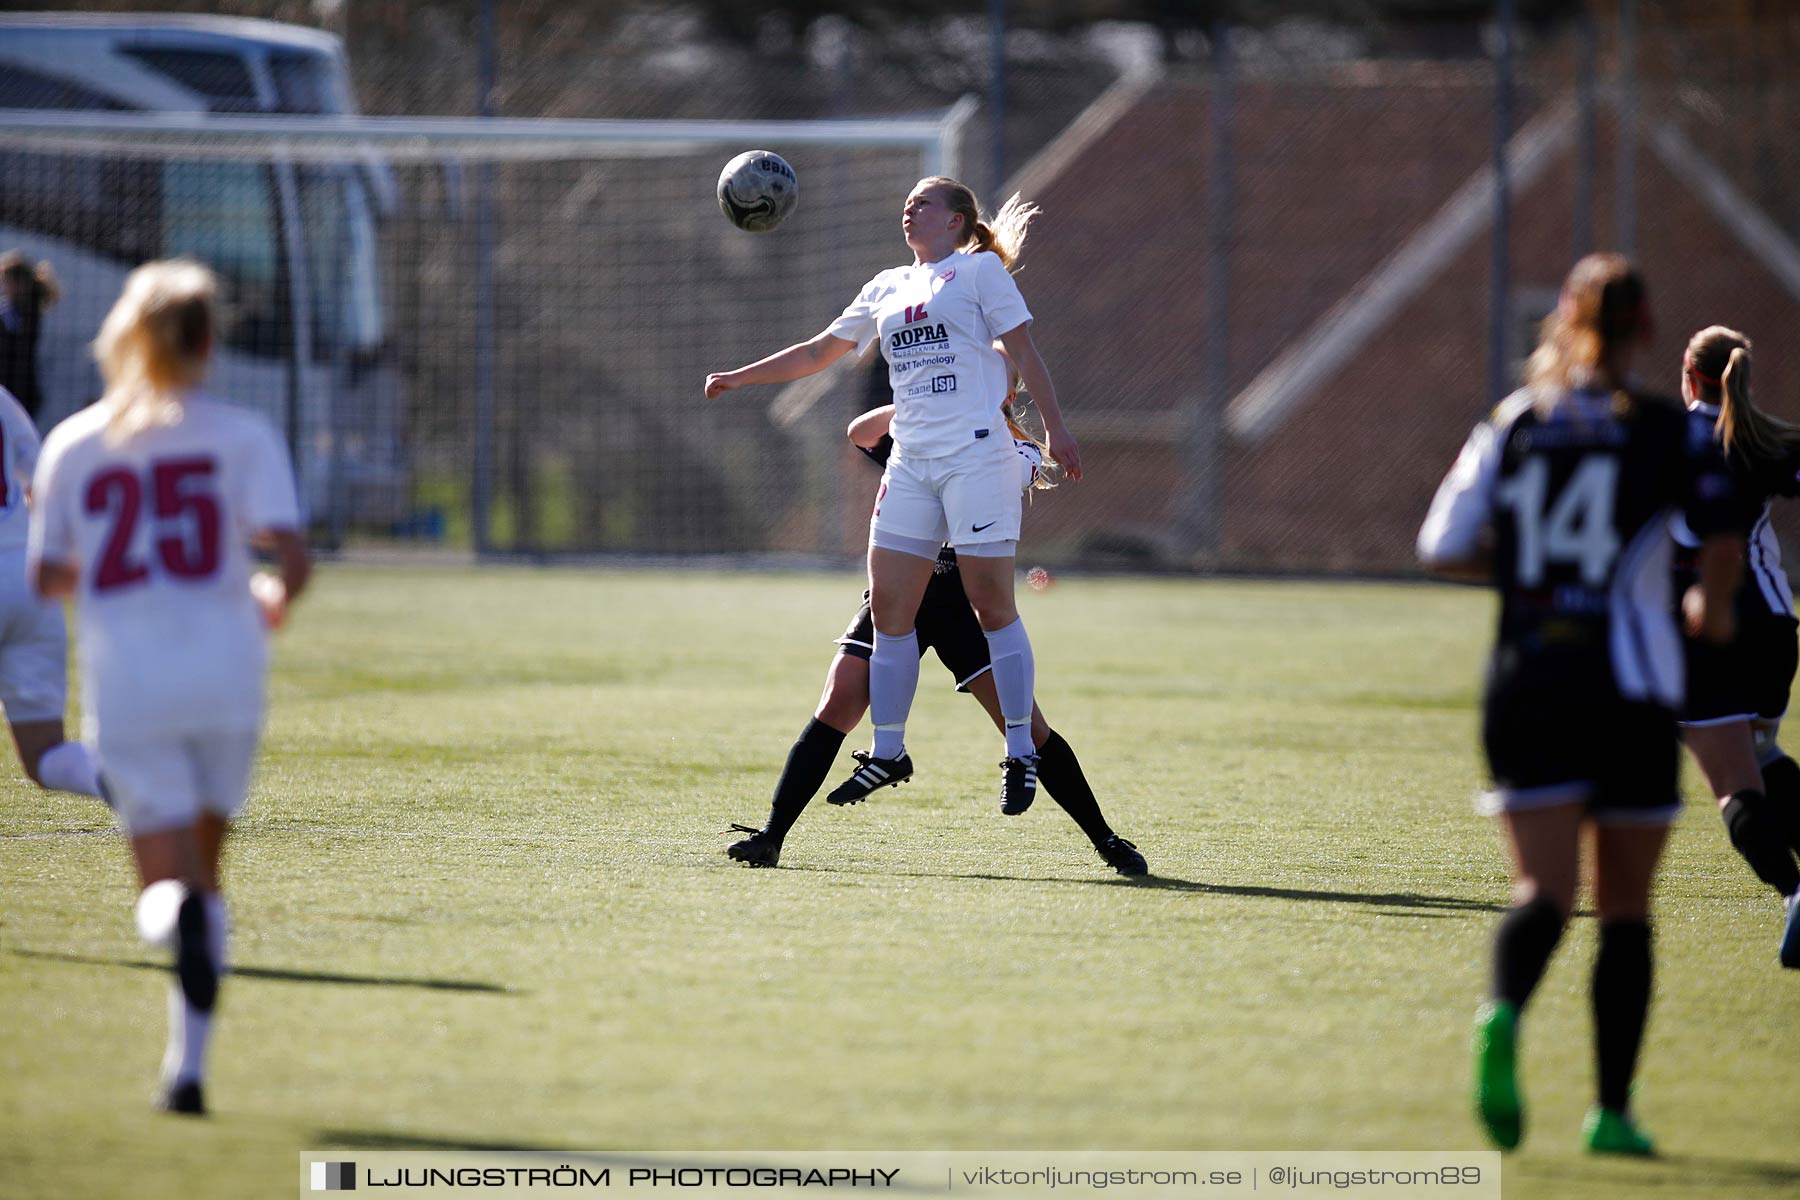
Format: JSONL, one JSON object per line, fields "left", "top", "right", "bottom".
{"left": 1671, "top": 400, "right": 1800, "bottom": 620}
{"left": 1420, "top": 386, "right": 1738, "bottom": 708}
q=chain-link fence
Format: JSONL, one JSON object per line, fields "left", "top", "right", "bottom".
{"left": 0, "top": 105, "right": 962, "bottom": 553}
{"left": 3, "top": 3, "right": 1798, "bottom": 571}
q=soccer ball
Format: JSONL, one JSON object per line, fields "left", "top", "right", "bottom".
{"left": 717, "top": 150, "right": 799, "bottom": 233}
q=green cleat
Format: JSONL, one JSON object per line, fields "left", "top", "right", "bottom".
{"left": 1472, "top": 1000, "right": 1523, "bottom": 1150}
{"left": 1582, "top": 1106, "right": 1655, "bottom": 1157}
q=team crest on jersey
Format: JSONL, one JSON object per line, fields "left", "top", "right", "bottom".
{"left": 932, "top": 268, "right": 956, "bottom": 293}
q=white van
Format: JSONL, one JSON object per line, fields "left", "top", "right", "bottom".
{"left": 0, "top": 13, "right": 401, "bottom": 532}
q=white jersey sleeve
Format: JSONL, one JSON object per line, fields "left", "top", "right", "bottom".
{"left": 973, "top": 252, "right": 1032, "bottom": 339}
{"left": 0, "top": 387, "right": 42, "bottom": 550}
{"left": 26, "top": 420, "right": 77, "bottom": 571}
{"left": 241, "top": 417, "right": 302, "bottom": 532}
{"left": 825, "top": 272, "right": 895, "bottom": 354}
{"left": 1417, "top": 418, "right": 1503, "bottom": 565}
{"left": 0, "top": 387, "right": 41, "bottom": 484}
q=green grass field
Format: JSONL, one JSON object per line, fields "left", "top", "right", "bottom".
{"left": 3, "top": 566, "right": 1796, "bottom": 1199}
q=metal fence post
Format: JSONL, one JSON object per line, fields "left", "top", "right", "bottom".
{"left": 1185, "top": 21, "right": 1231, "bottom": 561}
{"left": 472, "top": 0, "right": 498, "bottom": 555}
{"left": 1488, "top": 0, "right": 1516, "bottom": 410}
{"left": 988, "top": 0, "right": 1007, "bottom": 196}
{"left": 1616, "top": 0, "right": 1639, "bottom": 256}
{"left": 1574, "top": 2, "right": 1597, "bottom": 261}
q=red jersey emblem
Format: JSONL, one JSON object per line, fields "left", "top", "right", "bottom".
{"left": 937, "top": 268, "right": 956, "bottom": 284}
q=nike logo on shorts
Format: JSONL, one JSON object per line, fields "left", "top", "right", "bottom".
{"left": 972, "top": 521, "right": 996, "bottom": 533}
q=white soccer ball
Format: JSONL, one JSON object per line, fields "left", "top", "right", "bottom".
{"left": 716, "top": 150, "right": 799, "bottom": 233}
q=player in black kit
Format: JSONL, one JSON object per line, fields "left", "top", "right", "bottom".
{"left": 1671, "top": 326, "right": 1800, "bottom": 970}
{"left": 1418, "top": 255, "right": 1743, "bottom": 1157}
{"left": 724, "top": 402, "right": 1145, "bottom": 877}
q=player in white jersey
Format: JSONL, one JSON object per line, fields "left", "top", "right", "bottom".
{"left": 28, "top": 261, "right": 311, "bottom": 1117}
{"left": 0, "top": 384, "right": 104, "bottom": 800}
{"left": 706, "top": 177, "right": 1081, "bottom": 814}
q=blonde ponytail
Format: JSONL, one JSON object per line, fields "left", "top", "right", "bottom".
{"left": 999, "top": 363, "right": 1060, "bottom": 491}
{"left": 917, "top": 177, "right": 1040, "bottom": 272}
{"left": 1716, "top": 347, "right": 1761, "bottom": 457}
{"left": 1525, "top": 253, "right": 1648, "bottom": 407}
{"left": 972, "top": 193, "right": 1040, "bottom": 271}
{"left": 93, "top": 260, "right": 215, "bottom": 444}
{"left": 1688, "top": 326, "right": 1800, "bottom": 470}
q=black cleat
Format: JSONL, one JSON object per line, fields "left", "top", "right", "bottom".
{"left": 826, "top": 751, "right": 912, "bottom": 806}
{"left": 725, "top": 823, "right": 783, "bottom": 868}
{"left": 157, "top": 1079, "right": 206, "bottom": 1116}
{"left": 999, "top": 755, "right": 1041, "bottom": 815}
{"left": 1098, "top": 835, "right": 1148, "bottom": 876}
{"left": 174, "top": 890, "right": 218, "bottom": 1013}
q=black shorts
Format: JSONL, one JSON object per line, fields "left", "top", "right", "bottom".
{"left": 835, "top": 571, "right": 991, "bottom": 692}
{"left": 1681, "top": 613, "right": 1797, "bottom": 726}
{"left": 1482, "top": 647, "right": 1681, "bottom": 825}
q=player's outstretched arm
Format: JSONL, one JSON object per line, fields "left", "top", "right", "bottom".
{"left": 996, "top": 323, "right": 1080, "bottom": 481}
{"left": 250, "top": 528, "right": 313, "bottom": 631}
{"left": 848, "top": 405, "right": 895, "bottom": 448}
{"left": 705, "top": 331, "right": 856, "bottom": 398}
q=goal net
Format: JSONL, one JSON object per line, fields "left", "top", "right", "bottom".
{"left": 0, "top": 105, "right": 976, "bottom": 553}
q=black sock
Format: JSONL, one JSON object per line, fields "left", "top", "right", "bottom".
{"left": 1492, "top": 895, "right": 1566, "bottom": 1011}
{"left": 1760, "top": 755, "right": 1800, "bottom": 854}
{"left": 1593, "top": 919, "right": 1652, "bottom": 1112}
{"left": 1035, "top": 730, "right": 1114, "bottom": 846}
{"left": 764, "top": 719, "right": 846, "bottom": 839}
{"left": 1721, "top": 789, "right": 1800, "bottom": 897}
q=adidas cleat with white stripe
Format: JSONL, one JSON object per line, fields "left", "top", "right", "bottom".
{"left": 999, "top": 755, "right": 1040, "bottom": 815}
{"left": 826, "top": 751, "right": 913, "bottom": 806}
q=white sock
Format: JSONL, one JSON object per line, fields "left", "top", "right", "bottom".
{"left": 983, "top": 618, "right": 1037, "bottom": 759}
{"left": 160, "top": 985, "right": 213, "bottom": 1087}
{"left": 37, "top": 740, "right": 102, "bottom": 798}
{"left": 869, "top": 630, "right": 920, "bottom": 760}
{"left": 162, "top": 892, "right": 227, "bottom": 1088}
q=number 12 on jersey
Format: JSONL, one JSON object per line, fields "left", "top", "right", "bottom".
{"left": 1495, "top": 455, "right": 1622, "bottom": 587}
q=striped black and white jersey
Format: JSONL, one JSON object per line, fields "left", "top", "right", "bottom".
{"left": 1419, "top": 386, "right": 1738, "bottom": 708}
{"left": 1671, "top": 400, "right": 1800, "bottom": 621}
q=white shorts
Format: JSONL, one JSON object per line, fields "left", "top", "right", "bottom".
{"left": 99, "top": 729, "right": 261, "bottom": 837}
{"left": 871, "top": 440, "right": 1022, "bottom": 549}
{"left": 0, "top": 568, "right": 68, "bottom": 724}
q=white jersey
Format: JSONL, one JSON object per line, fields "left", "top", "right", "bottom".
{"left": 28, "top": 395, "right": 302, "bottom": 738}
{"left": 827, "top": 249, "right": 1032, "bottom": 459}
{"left": 0, "top": 386, "right": 43, "bottom": 553}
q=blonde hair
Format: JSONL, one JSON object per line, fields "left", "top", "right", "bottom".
{"left": 1525, "top": 253, "right": 1650, "bottom": 406}
{"left": 917, "top": 177, "right": 1040, "bottom": 271}
{"left": 1686, "top": 325, "right": 1800, "bottom": 470}
{"left": 1000, "top": 368, "right": 1059, "bottom": 492}
{"left": 93, "top": 260, "right": 216, "bottom": 443}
